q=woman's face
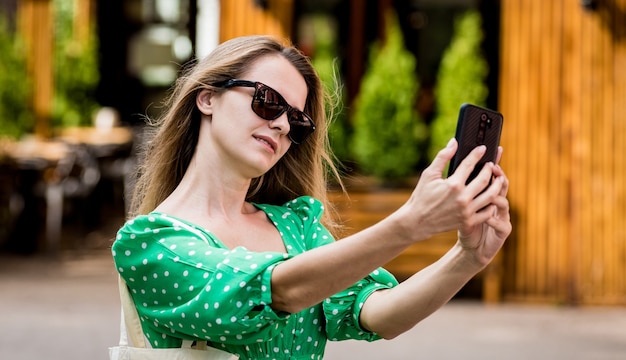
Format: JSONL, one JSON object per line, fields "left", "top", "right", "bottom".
{"left": 197, "top": 54, "right": 308, "bottom": 179}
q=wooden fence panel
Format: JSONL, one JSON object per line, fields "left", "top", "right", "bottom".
{"left": 18, "top": 0, "right": 54, "bottom": 138}
{"left": 500, "top": 0, "right": 626, "bottom": 305}
{"left": 219, "top": 0, "right": 293, "bottom": 43}
{"left": 614, "top": 1, "right": 626, "bottom": 304}
{"left": 560, "top": 0, "right": 583, "bottom": 304}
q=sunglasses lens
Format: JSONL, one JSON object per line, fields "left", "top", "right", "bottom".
{"left": 252, "top": 87, "right": 285, "bottom": 119}
{"left": 287, "top": 110, "right": 314, "bottom": 144}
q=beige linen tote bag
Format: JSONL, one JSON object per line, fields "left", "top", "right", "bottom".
{"left": 109, "top": 277, "right": 239, "bottom": 360}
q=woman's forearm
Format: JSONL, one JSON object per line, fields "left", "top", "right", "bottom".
{"left": 359, "top": 242, "right": 484, "bottom": 339}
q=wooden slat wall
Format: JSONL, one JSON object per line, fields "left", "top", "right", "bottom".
{"left": 17, "top": 0, "right": 91, "bottom": 138}
{"left": 219, "top": 0, "right": 293, "bottom": 43}
{"left": 18, "top": 0, "right": 54, "bottom": 138}
{"left": 73, "top": 0, "right": 94, "bottom": 45}
{"left": 500, "top": 0, "right": 626, "bottom": 305}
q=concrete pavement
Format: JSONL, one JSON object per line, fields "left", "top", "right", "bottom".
{"left": 1, "top": 250, "right": 625, "bottom": 360}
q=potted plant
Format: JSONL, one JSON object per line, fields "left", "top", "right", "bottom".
{"left": 350, "top": 10, "right": 427, "bottom": 186}
{"left": 428, "top": 10, "right": 489, "bottom": 162}
{"left": 0, "top": 14, "right": 33, "bottom": 140}
{"left": 51, "top": 0, "right": 100, "bottom": 129}
{"left": 309, "top": 15, "right": 352, "bottom": 167}
{"left": 331, "top": 10, "right": 426, "bottom": 264}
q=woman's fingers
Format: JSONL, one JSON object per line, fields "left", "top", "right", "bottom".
{"left": 464, "top": 162, "right": 495, "bottom": 198}
{"left": 495, "top": 166, "right": 509, "bottom": 196}
{"left": 485, "top": 199, "right": 512, "bottom": 237}
{"left": 465, "top": 160, "right": 510, "bottom": 213}
{"left": 405, "top": 142, "right": 510, "bottom": 242}
{"left": 495, "top": 146, "right": 504, "bottom": 164}
{"left": 448, "top": 145, "right": 486, "bottom": 183}
{"left": 422, "top": 138, "right": 458, "bottom": 180}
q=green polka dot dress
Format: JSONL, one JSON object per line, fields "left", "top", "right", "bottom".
{"left": 112, "top": 196, "right": 398, "bottom": 360}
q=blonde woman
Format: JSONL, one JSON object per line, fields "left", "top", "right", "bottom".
{"left": 111, "top": 35, "right": 511, "bottom": 359}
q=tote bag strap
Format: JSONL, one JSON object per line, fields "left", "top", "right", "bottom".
{"left": 118, "top": 275, "right": 148, "bottom": 348}
{"left": 118, "top": 276, "right": 219, "bottom": 352}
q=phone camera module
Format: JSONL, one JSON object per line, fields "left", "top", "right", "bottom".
{"left": 480, "top": 113, "right": 493, "bottom": 129}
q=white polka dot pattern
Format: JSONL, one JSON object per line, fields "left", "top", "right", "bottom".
{"left": 112, "top": 196, "right": 397, "bottom": 359}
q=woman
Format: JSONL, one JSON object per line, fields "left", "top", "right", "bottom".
{"left": 111, "top": 35, "right": 511, "bottom": 359}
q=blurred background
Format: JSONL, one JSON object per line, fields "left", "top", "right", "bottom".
{"left": 1, "top": 0, "right": 626, "bottom": 359}
{"left": 0, "top": 0, "right": 624, "bottom": 319}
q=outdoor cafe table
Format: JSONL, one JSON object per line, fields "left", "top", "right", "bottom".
{"left": 1, "top": 126, "right": 134, "bottom": 254}
{"left": 1, "top": 136, "right": 71, "bottom": 254}
{"left": 56, "top": 126, "right": 133, "bottom": 157}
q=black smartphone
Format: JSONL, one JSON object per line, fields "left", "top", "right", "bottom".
{"left": 447, "top": 103, "right": 504, "bottom": 184}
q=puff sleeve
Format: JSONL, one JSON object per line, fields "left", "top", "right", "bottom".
{"left": 111, "top": 213, "right": 293, "bottom": 348}
{"left": 324, "top": 268, "right": 398, "bottom": 341}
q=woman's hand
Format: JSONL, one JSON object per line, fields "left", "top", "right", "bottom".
{"left": 359, "top": 142, "right": 511, "bottom": 339}
{"left": 457, "top": 154, "right": 511, "bottom": 267}
{"left": 396, "top": 138, "right": 507, "bottom": 243}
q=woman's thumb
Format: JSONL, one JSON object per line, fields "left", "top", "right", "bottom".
{"left": 426, "top": 138, "right": 457, "bottom": 176}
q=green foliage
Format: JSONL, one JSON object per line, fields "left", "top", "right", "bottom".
{"left": 0, "top": 15, "right": 33, "bottom": 139}
{"left": 51, "top": 0, "right": 100, "bottom": 128}
{"left": 310, "top": 16, "right": 351, "bottom": 163}
{"left": 350, "top": 11, "right": 426, "bottom": 180}
{"left": 428, "top": 10, "right": 489, "bottom": 161}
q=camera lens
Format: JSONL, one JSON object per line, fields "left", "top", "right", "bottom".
{"left": 481, "top": 114, "right": 487, "bottom": 121}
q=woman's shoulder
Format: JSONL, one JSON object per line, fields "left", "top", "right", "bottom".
{"left": 255, "top": 196, "right": 324, "bottom": 219}
{"left": 115, "top": 212, "right": 213, "bottom": 244}
{"left": 118, "top": 212, "right": 192, "bottom": 230}
{"left": 284, "top": 195, "right": 324, "bottom": 211}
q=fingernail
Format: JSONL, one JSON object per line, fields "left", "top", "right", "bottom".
{"left": 447, "top": 138, "right": 455, "bottom": 147}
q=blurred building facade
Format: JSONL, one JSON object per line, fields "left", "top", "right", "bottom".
{"left": 2, "top": 0, "right": 626, "bottom": 306}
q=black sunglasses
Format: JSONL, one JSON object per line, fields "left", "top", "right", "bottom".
{"left": 214, "top": 79, "right": 316, "bottom": 144}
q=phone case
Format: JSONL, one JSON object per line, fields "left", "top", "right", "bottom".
{"left": 447, "top": 103, "right": 503, "bottom": 183}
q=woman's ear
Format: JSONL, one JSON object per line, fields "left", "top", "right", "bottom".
{"left": 196, "top": 89, "right": 213, "bottom": 115}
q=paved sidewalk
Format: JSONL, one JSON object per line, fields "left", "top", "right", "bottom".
{"left": 0, "top": 250, "right": 625, "bottom": 360}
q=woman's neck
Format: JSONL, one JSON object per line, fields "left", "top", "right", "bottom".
{"left": 155, "top": 158, "right": 254, "bottom": 220}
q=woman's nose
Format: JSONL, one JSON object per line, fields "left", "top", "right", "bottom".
{"left": 268, "top": 111, "right": 291, "bottom": 135}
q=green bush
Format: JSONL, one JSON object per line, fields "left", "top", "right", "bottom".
{"left": 51, "top": 0, "right": 100, "bottom": 128}
{"left": 310, "top": 15, "right": 351, "bottom": 164}
{"left": 428, "top": 10, "right": 488, "bottom": 161}
{"left": 350, "top": 11, "right": 426, "bottom": 180}
{"left": 0, "top": 15, "right": 33, "bottom": 139}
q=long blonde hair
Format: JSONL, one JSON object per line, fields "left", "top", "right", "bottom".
{"left": 129, "top": 35, "right": 344, "bottom": 235}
